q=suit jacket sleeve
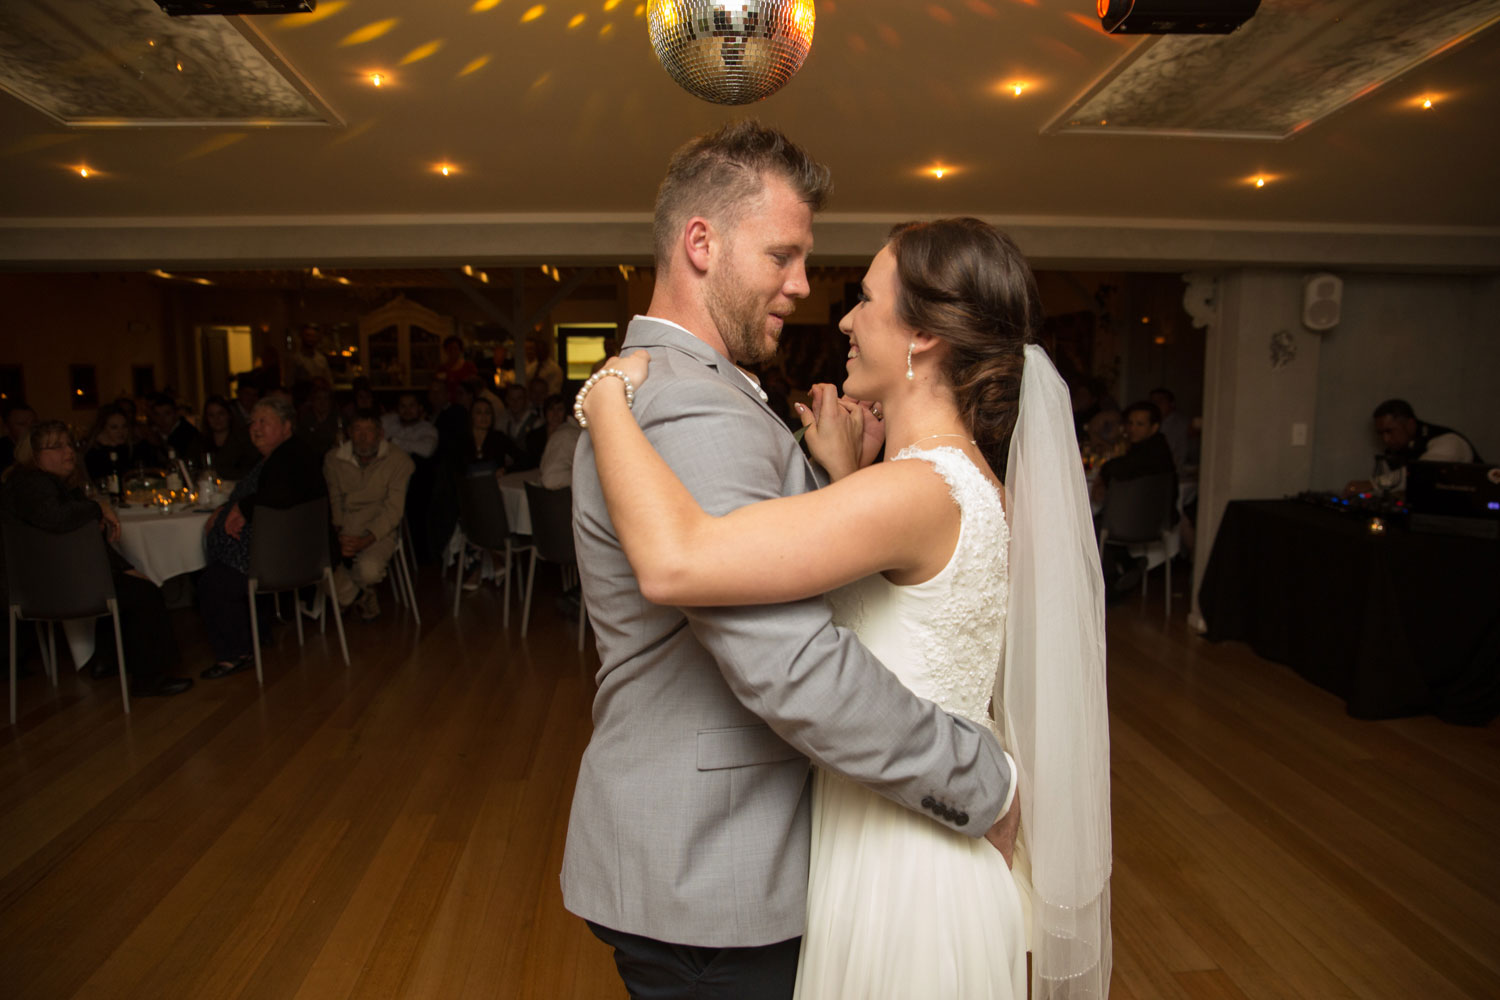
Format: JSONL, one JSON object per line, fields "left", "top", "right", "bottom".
{"left": 643, "top": 377, "right": 1011, "bottom": 837}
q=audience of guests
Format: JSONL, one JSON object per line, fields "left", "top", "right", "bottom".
{"left": 200, "top": 395, "right": 259, "bottom": 480}
{"left": 1345, "top": 398, "right": 1482, "bottom": 497}
{"left": 324, "top": 411, "right": 414, "bottom": 622}
{"left": 1, "top": 420, "right": 191, "bottom": 696}
{"left": 1, "top": 401, "right": 37, "bottom": 475}
{"left": 537, "top": 395, "right": 583, "bottom": 490}
{"left": 84, "top": 404, "right": 157, "bottom": 487}
{"left": 197, "top": 396, "right": 327, "bottom": 679}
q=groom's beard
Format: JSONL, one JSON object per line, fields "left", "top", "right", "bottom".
{"left": 706, "top": 267, "right": 779, "bottom": 367}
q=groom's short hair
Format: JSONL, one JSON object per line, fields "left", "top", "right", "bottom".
{"left": 653, "top": 120, "right": 831, "bottom": 272}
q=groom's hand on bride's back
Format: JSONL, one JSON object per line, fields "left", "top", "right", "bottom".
{"left": 984, "top": 797, "right": 1020, "bottom": 868}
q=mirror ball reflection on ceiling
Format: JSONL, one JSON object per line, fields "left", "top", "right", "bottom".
{"left": 647, "top": 0, "right": 816, "bottom": 105}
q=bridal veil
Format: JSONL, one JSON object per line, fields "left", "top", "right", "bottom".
{"left": 1001, "top": 343, "right": 1113, "bottom": 999}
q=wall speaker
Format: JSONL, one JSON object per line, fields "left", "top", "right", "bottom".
{"left": 1302, "top": 273, "right": 1343, "bottom": 332}
{"left": 1097, "top": 0, "right": 1261, "bottom": 34}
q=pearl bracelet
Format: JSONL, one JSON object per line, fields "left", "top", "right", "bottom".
{"left": 573, "top": 367, "right": 636, "bottom": 429}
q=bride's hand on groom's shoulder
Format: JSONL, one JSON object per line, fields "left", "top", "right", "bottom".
{"left": 610, "top": 350, "right": 651, "bottom": 389}
{"left": 984, "top": 796, "right": 1021, "bottom": 869}
{"left": 797, "top": 383, "right": 867, "bottom": 480}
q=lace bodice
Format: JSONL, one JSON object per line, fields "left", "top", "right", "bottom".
{"left": 827, "top": 446, "right": 1009, "bottom": 730}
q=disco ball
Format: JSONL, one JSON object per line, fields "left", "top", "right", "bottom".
{"left": 648, "top": 0, "right": 816, "bottom": 106}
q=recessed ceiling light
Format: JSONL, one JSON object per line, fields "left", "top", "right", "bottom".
{"left": 1422, "top": 97, "right": 1433, "bottom": 109}
{"left": 435, "top": 162, "right": 458, "bottom": 177}
{"left": 369, "top": 72, "right": 385, "bottom": 86}
{"left": 569, "top": 13, "right": 586, "bottom": 28}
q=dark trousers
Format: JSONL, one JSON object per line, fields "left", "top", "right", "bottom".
{"left": 587, "top": 921, "right": 800, "bottom": 1000}
{"left": 198, "top": 562, "right": 256, "bottom": 662}
{"left": 91, "top": 572, "right": 180, "bottom": 682}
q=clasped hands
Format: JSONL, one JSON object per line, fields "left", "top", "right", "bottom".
{"left": 339, "top": 531, "right": 376, "bottom": 558}
{"left": 584, "top": 352, "right": 886, "bottom": 480}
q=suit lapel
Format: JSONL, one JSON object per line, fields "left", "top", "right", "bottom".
{"left": 623, "top": 316, "right": 818, "bottom": 485}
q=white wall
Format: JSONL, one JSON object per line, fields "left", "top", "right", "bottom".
{"left": 1310, "top": 273, "right": 1500, "bottom": 486}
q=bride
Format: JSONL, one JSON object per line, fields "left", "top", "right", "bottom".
{"left": 577, "top": 218, "right": 1111, "bottom": 999}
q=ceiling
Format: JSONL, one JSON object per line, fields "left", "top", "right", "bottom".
{"left": 2, "top": 0, "right": 1499, "bottom": 272}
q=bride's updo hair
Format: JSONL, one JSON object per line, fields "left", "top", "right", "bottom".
{"left": 886, "top": 217, "right": 1041, "bottom": 474}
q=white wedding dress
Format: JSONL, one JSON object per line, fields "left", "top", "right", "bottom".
{"left": 793, "top": 446, "right": 1029, "bottom": 1000}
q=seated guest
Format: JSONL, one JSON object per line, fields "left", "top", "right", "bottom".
{"left": 84, "top": 404, "right": 160, "bottom": 486}
{"left": 232, "top": 378, "right": 261, "bottom": 426}
{"left": 381, "top": 391, "right": 439, "bottom": 460}
{"left": 297, "top": 380, "right": 342, "bottom": 459}
{"left": 144, "top": 391, "right": 203, "bottom": 465}
{"left": 201, "top": 394, "right": 259, "bottom": 480}
{"left": 499, "top": 384, "right": 540, "bottom": 468}
{"left": 428, "top": 377, "right": 469, "bottom": 451}
{"left": 1094, "top": 401, "right": 1179, "bottom": 596}
{"left": 325, "top": 411, "right": 414, "bottom": 622}
{"left": 1149, "top": 386, "right": 1193, "bottom": 472}
{"left": 1, "top": 420, "right": 190, "bottom": 696}
{"left": 457, "top": 397, "right": 514, "bottom": 474}
{"left": 197, "top": 397, "right": 326, "bottom": 679}
{"left": 1346, "top": 398, "right": 1482, "bottom": 497}
{"left": 0, "top": 401, "right": 37, "bottom": 476}
{"left": 537, "top": 394, "right": 582, "bottom": 489}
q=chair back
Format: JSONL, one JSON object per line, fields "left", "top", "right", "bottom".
{"left": 525, "top": 482, "right": 576, "bottom": 565}
{"left": 248, "top": 497, "right": 333, "bottom": 592}
{"left": 1100, "top": 472, "right": 1176, "bottom": 544}
{"left": 457, "top": 473, "right": 514, "bottom": 551}
{"left": 1, "top": 512, "right": 117, "bottom": 620}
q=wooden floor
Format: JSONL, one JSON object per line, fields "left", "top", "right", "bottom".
{"left": 2, "top": 567, "right": 1497, "bottom": 999}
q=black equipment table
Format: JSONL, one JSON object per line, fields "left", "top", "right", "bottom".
{"left": 1198, "top": 499, "right": 1500, "bottom": 725}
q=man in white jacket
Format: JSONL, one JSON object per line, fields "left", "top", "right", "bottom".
{"left": 324, "top": 410, "right": 414, "bottom": 621}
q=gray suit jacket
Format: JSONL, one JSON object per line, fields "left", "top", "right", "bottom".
{"left": 561, "top": 317, "right": 1012, "bottom": 948}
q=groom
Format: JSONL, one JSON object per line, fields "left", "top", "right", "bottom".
{"left": 563, "top": 121, "right": 1018, "bottom": 999}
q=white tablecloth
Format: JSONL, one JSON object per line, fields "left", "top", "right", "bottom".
{"left": 498, "top": 469, "right": 542, "bottom": 536}
{"left": 115, "top": 505, "right": 214, "bottom": 586}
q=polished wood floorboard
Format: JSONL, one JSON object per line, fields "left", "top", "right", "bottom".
{"left": 2, "top": 567, "right": 1497, "bottom": 999}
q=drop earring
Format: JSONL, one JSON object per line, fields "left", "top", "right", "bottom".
{"left": 906, "top": 342, "right": 915, "bottom": 381}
